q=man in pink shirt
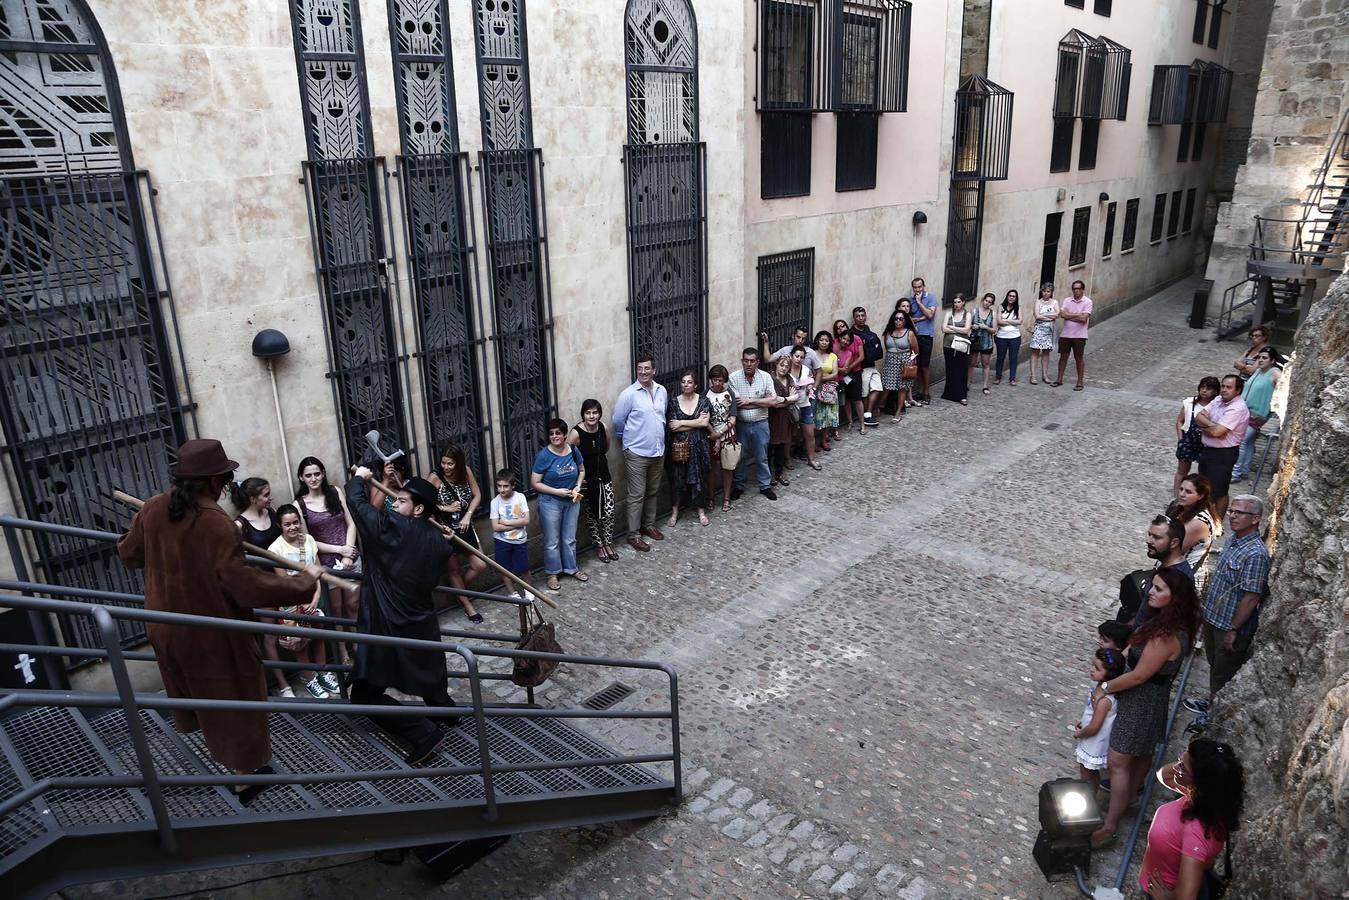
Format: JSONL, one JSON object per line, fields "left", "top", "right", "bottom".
{"left": 1054, "top": 280, "right": 1093, "bottom": 390}
{"left": 1195, "top": 373, "right": 1251, "bottom": 521}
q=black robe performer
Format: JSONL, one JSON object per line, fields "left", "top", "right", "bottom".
{"left": 345, "top": 470, "right": 455, "bottom": 763}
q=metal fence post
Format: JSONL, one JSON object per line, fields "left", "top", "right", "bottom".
{"left": 455, "top": 647, "right": 497, "bottom": 822}
{"left": 92, "top": 605, "right": 177, "bottom": 853}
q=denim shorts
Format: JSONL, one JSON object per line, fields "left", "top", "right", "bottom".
{"left": 798, "top": 403, "right": 816, "bottom": 425}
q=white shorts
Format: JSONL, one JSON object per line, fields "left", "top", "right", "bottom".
{"left": 861, "top": 369, "right": 884, "bottom": 394}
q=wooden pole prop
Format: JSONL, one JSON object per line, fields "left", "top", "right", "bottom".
{"left": 111, "top": 490, "right": 351, "bottom": 592}
{"left": 365, "top": 478, "right": 558, "bottom": 609}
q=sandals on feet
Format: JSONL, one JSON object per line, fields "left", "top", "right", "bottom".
{"left": 546, "top": 575, "right": 560, "bottom": 591}
{"left": 808, "top": 461, "right": 822, "bottom": 471}
{"left": 982, "top": 388, "right": 990, "bottom": 395}
{"left": 698, "top": 511, "right": 709, "bottom": 526}
{"left": 722, "top": 501, "right": 732, "bottom": 512}
{"left": 570, "top": 570, "right": 589, "bottom": 582}
{"left": 1074, "top": 384, "right": 1085, "bottom": 391}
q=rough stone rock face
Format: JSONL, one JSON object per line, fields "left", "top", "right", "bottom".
{"left": 1213, "top": 271, "right": 1349, "bottom": 898}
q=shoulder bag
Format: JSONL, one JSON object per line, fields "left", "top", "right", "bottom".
{"left": 512, "top": 602, "right": 564, "bottom": 687}
{"left": 948, "top": 314, "right": 971, "bottom": 355}
{"left": 719, "top": 436, "right": 742, "bottom": 471}
{"left": 901, "top": 332, "right": 918, "bottom": 379}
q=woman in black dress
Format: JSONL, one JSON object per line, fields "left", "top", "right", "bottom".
{"left": 666, "top": 369, "right": 712, "bottom": 526}
{"left": 426, "top": 443, "right": 484, "bottom": 623}
{"left": 1093, "top": 567, "right": 1199, "bottom": 846}
{"left": 231, "top": 477, "right": 281, "bottom": 548}
{"left": 568, "top": 399, "right": 618, "bottom": 560}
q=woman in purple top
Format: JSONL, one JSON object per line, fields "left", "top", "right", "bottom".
{"left": 295, "top": 456, "right": 360, "bottom": 661}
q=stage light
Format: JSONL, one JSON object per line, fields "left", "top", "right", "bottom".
{"left": 1033, "top": 778, "right": 1103, "bottom": 883}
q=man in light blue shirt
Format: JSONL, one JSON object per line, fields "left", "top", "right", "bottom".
{"left": 908, "top": 276, "right": 939, "bottom": 404}
{"left": 613, "top": 355, "right": 668, "bottom": 551}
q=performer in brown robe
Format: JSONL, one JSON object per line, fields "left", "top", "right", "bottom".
{"left": 118, "top": 439, "right": 322, "bottom": 780}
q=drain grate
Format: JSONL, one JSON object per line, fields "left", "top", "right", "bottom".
{"left": 582, "top": 682, "right": 635, "bottom": 710}
{"left": 1043, "top": 423, "right": 1061, "bottom": 431}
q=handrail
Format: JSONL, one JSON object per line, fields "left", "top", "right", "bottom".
{"left": 0, "top": 591, "right": 681, "bottom": 836}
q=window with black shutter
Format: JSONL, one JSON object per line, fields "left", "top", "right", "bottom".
{"left": 1150, "top": 193, "right": 1166, "bottom": 244}
{"left": 1182, "top": 188, "right": 1197, "bottom": 233}
{"left": 1122, "top": 198, "right": 1139, "bottom": 251}
{"left": 761, "top": 112, "right": 813, "bottom": 198}
{"left": 835, "top": 111, "right": 879, "bottom": 191}
{"left": 1079, "top": 118, "right": 1100, "bottom": 170}
{"left": 1191, "top": 122, "right": 1207, "bottom": 160}
{"left": 1208, "top": 0, "right": 1225, "bottom": 49}
{"left": 1065, "top": 0, "right": 1085, "bottom": 7}
{"left": 1192, "top": 1, "right": 1208, "bottom": 43}
{"left": 1051, "top": 117, "right": 1075, "bottom": 172}
{"left": 1168, "top": 189, "right": 1183, "bottom": 237}
{"left": 1094, "top": 0, "right": 1112, "bottom": 14}
{"left": 1178, "top": 121, "right": 1193, "bottom": 161}
{"left": 1102, "top": 201, "right": 1117, "bottom": 258}
{"left": 1069, "top": 206, "right": 1091, "bottom": 266}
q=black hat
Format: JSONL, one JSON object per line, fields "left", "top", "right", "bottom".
{"left": 402, "top": 477, "right": 439, "bottom": 513}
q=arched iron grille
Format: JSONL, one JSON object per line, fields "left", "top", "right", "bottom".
{"left": 0, "top": 0, "right": 195, "bottom": 660}
{"left": 287, "top": 0, "right": 410, "bottom": 466}
{"left": 622, "top": 0, "right": 708, "bottom": 396}
{"left": 386, "top": 0, "right": 493, "bottom": 491}
{"left": 469, "top": 0, "right": 557, "bottom": 484}
{"left": 943, "top": 75, "right": 1013, "bottom": 300}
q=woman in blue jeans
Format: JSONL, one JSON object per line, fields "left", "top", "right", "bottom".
{"left": 530, "top": 418, "right": 588, "bottom": 592}
{"left": 994, "top": 289, "right": 1023, "bottom": 385}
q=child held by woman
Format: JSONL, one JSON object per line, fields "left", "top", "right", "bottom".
{"left": 1074, "top": 647, "right": 1127, "bottom": 790}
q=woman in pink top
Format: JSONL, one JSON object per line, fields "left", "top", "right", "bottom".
{"left": 1138, "top": 738, "right": 1244, "bottom": 899}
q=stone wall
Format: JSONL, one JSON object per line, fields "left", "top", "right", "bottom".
{"left": 1203, "top": 0, "right": 1349, "bottom": 307}
{"left": 1212, "top": 270, "right": 1349, "bottom": 898}
{"left": 1212, "top": 0, "right": 1278, "bottom": 198}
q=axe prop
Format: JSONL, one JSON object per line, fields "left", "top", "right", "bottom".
{"left": 111, "top": 489, "right": 352, "bottom": 592}
{"left": 357, "top": 438, "right": 559, "bottom": 610}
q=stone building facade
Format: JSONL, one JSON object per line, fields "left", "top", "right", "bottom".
{"left": 0, "top": 0, "right": 1253, "bottom": 675}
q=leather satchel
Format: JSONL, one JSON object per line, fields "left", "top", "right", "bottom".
{"left": 901, "top": 357, "right": 918, "bottom": 380}
{"left": 512, "top": 603, "right": 563, "bottom": 687}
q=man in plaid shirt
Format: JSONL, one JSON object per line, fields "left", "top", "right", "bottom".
{"left": 1185, "top": 494, "right": 1270, "bottom": 726}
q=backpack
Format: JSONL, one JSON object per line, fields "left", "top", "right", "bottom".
{"left": 860, "top": 329, "right": 883, "bottom": 364}
{"left": 1116, "top": 568, "right": 1153, "bottom": 625}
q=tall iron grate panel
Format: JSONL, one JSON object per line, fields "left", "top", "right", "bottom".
{"left": 471, "top": 0, "right": 556, "bottom": 481}
{"left": 944, "top": 76, "right": 1012, "bottom": 301}
{"left": 387, "top": 0, "right": 492, "bottom": 489}
{"left": 623, "top": 0, "right": 708, "bottom": 395}
{"left": 288, "top": 0, "right": 410, "bottom": 466}
{"left": 0, "top": 0, "right": 195, "bottom": 660}
{"left": 757, "top": 249, "right": 815, "bottom": 350}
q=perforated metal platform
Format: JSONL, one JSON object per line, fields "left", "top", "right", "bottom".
{"left": 0, "top": 702, "right": 674, "bottom": 897}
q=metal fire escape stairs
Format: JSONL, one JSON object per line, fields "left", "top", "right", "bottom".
{"left": 1216, "top": 108, "right": 1349, "bottom": 341}
{"left": 0, "top": 516, "right": 681, "bottom": 898}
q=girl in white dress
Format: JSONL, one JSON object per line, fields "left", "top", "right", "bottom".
{"left": 1074, "top": 648, "right": 1125, "bottom": 790}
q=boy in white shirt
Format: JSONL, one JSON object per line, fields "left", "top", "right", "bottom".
{"left": 490, "top": 469, "right": 533, "bottom": 598}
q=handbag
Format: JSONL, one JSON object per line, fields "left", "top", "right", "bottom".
{"left": 817, "top": 381, "right": 839, "bottom": 405}
{"left": 671, "top": 436, "right": 690, "bottom": 463}
{"left": 719, "top": 438, "right": 742, "bottom": 471}
{"left": 512, "top": 602, "right": 564, "bottom": 687}
{"left": 950, "top": 335, "right": 971, "bottom": 355}
{"left": 901, "top": 357, "right": 918, "bottom": 380}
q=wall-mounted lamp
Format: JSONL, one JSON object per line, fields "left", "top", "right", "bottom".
{"left": 252, "top": 328, "right": 294, "bottom": 484}
{"left": 910, "top": 211, "right": 928, "bottom": 280}
{"left": 912, "top": 210, "right": 928, "bottom": 225}
{"left": 1099, "top": 192, "right": 1110, "bottom": 203}
{"left": 1056, "top": 188, "right": 1067, "bottom": 202}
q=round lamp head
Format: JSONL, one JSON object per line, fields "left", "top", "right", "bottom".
{"left": 912, "top": 210, "right": 928, "bottom": 226}
{"left": 251, "top": 328, "right": 290, "bottom": 359}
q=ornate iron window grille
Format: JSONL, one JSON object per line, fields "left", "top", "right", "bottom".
{"left": 623, "top": 0, "right": 709, "bottom": 396}
{"left": 386, "top": 0, "right": 494, "bottom": 492}
{"left": 1053, "top": 31, "right": 1128, "bottom": 171}
{"left": 830, "top": 0, "right": 910, "bottom": 113}
{"left": 944, "top": 75, "right": 1013, "bottom": 300}
{"left": 1150, "top": 61, "right": 1229, "bottom": 128}
{"left": 1149, "top": 65, "right": 1194, "bottom": 125}
{"left": 470, "top": 0, "right": 558, "bottom": 482}
{"left": 0, "top": 0, "right": 197, "bottom": 662}
{"left": 757, "top": 249, "right": 816, "bottom": 350}
{"left": 288, "top": 0, "right": 412, "bottom": 467}
{"left": 1121, "top": 197, "right": 1140, "bottom": 251}
{"left": 1069, "top": 206, "right": 1091, "bottom": 266}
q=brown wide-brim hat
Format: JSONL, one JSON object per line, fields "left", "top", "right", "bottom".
{"left": 172, "top": 439, "right": 240, "bottom": 479}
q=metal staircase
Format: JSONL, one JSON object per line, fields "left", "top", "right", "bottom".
{"left": 1216, "top": 108, "right": 1349, "bottom": 340}
{"left": 0, "top": 516, "right": 681, "bottom": 898}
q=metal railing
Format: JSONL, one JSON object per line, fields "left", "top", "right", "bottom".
{"left": 0, "top": 590, "right": 682, "bottom": 855}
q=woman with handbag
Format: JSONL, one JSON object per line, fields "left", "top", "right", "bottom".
{"left": 788, "top": 346, "right": 821, "bottom": 471}
{"left": 879, "top": 309, "right": 917, "bottom": 423}
{"left": 811, "top": 331, "right": 840, "bottom": 451}
{"left": 568, "top": 399, "right": 618, "bottom": 561}
{"left": 666, "top": 369, "right": 712, "bottom": 526}
{"left": 970, "top": 292, "right": 997, "bottom": 395}
{"left": 940, "top": 294, "right": 974, "bottom": 405}
{"left": 706, "top": 364, "right": 737, "bottom": 512}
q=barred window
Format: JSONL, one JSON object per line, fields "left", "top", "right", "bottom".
{"left": 1102, "top": 201, "right": 1117, "bottom": 258}
{"left": 1192, "top": 122, "right": 1208, "bottom": 160}
{"left": 1094, "top": 0, "right": 1112, "bottom": 14}
{"left": 1182, "top": 188, "right": 1197, "bottom": 234}
{"left": 1051, "top": 117, "right": 1075, "bottom": 173}
{"left": 839, "top": 12, "right": 880, "bottom": 109}
{"left": 1168, "top": 189, "right": 1183, "bottom": 237}
{"left": 1079, "top": 118, "right": 1100, "bottom": 171}
{"left": 1192, "top": 0, "right": 1208, "bottom": 43}
{"left": 762, "top": 112, "right": 813, "bottom": 198}
{"left": 761, "top": 0, "right": 817, "bottom": 109}
{"left": 1121, "top": 198, "right": 1140, "bottom": 251}
{"left": 1208, "top": 0, "right": 1225, "bottom": 49}
{"left": 835, "top": 111, "right": 878, "bottom": 191}
{"left": 758, "top": 249, "right": 816, "bottom": 349}
{"left": 1150, "top": 193, "right": 1167, "bottom": 244}
{"left": 1069, "top": 206, "right": 1091, "bottom": 267}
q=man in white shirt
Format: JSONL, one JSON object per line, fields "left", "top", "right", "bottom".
{"left": 612, "top": 355, "right": 669, "bottom": 552}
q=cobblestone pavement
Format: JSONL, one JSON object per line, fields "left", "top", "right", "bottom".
{"left": 68, "top": 277, "right": 1242, "bottom": 900}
